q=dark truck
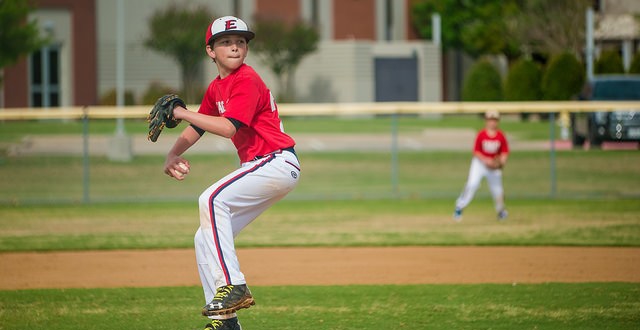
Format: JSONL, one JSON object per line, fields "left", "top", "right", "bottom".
{"left": 571, "top": 75, "right": 640, "bottom": 148}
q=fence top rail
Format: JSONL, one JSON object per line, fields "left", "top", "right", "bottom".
{"left": 1, "top": 101, "right": 640, "bottom": 120}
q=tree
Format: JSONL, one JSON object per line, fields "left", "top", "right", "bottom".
{"left": 411, "top": 0, "right": 521, "bottom": 60}
{"left": 0, "top": 0, "right": 47, "bottom": 85}
{"left": 249, "top": 19, "right": 319, "bottom": 102}
{"left": 507, "top": 0, "right": 591, "bottom": 57}
{"left": 145, "top": 3, "right": 212, "bottom": 103}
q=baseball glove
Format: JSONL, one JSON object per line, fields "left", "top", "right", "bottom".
{"left": 147, "top": 94, "right": 186, "bottom": 142}
{"left": 488, "top": 157, "right": 503, "bottom": 170}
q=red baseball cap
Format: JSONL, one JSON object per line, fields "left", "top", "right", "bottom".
{"left": 205, "top": 16, "right": 255, "bottom": 45}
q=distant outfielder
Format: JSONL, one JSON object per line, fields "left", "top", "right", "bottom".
{"left": 148, "top": 16, "right": 300, "bottom": 330}
{"left": 454, "top": 110, "right": 509, "bottom": 221}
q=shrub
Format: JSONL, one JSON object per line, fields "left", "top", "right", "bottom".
{"left": 542, "top": 52, "right": 585, "bottom": 100}
{"left": 99, "top": 88, "right": 136, "bottom": 105}
{"left": 629, "top": 52, "right": 640, "bottom": 74}
{"left": 462, "top": 60, "right": 503, "bottom": 101}
{"left": 504, "top": 59, "right": 542, "bottom": 101}
{"left": 505, "top": 59, "right": 543, "bottom": 120}
{"left": 141, "top": 81, "right": 178, "bottom": 105}
{"left": 594, "top": 50, "right": 625, "bottom": 74}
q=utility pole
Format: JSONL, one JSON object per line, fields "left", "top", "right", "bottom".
{"left": 586, "top": 7, "right": 594, "bottom": 82}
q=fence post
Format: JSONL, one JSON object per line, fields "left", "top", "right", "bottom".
{"left": 391, "top": 112, "right": 399, "bottom": 197}
{"left": 82, "top": 106, "right": 90, "bottom": 204}
{"left": 549, "top": 112, "right": 557, "bottom": 198}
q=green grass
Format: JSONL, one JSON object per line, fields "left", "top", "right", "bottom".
{"left": 1, "top": 283, "right": 638, "bottom": 330}
{"left": 1, "top": 199, "right": 639, "bottom": 252}
{"left": 1, "top": 150, "right": 639, "bottom": 203}
{"left": 285, "top": 114, "right": 553, "bottom": 139}
{"left": 1, "top": 119, "right": 638, "bottom": 329}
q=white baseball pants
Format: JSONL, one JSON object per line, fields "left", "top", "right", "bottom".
{"left": 194, "top": 150, "right": 300, "bottom": 304}
{"left": 455, "top": 156, "right": 505, "bottom": 212}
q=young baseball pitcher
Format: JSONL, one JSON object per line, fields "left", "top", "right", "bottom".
{"left": 149, "top": 16, "right": 301, "bottom": 330}
{"left": 454, "top": 110, "right": 509, "bottom": 222}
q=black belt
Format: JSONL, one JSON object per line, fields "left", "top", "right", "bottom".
{"left": 254, "top": 147, "right": 296, "bottom": 160}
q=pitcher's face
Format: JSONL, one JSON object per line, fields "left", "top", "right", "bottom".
{"left": 207, "top": 35, "right": 248, "bottom": 76}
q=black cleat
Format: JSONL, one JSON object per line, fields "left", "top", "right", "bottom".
{"left": 203, "top": 317, "right": 242, "bottom": 330}
{"left": 202, "top": 284, "right": 255, "bottom": 316}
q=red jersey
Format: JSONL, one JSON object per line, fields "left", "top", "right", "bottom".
{"left": 198, "top": 64, "right": 295, "bottom": 163}
{"left": 473, "top": 129, "right": 509, "bottom": 158}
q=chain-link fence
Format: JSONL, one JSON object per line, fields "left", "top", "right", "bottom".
{"left": 1, "top": 103, "right": 639, "bottom": 204}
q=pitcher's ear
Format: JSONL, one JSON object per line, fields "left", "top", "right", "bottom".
{"left": 206, "top": 45, "right": 216, "bottom": 62}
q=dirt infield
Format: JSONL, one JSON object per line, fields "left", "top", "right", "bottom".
{"left": 1, "top": 246, "right": 639, "bottom": 290}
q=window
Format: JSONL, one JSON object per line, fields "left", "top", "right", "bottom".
{"left": 30, "top": 45, "right": 61, "bottom": 107}
{"left": 310, "top": 0, "right": 319, "bottom": 28}
{"left": 385, "top": 0, "right": 393, "bottom": 41}
{"left": 592, "top": 0, "right": 602, "bottom": 12}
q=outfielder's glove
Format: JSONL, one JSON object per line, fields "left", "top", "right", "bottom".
{"left": 488, "top": 157, "right": 503, "bottom": 170}
{"left": 147, "top": 94, "right": 185, "bottom": 142}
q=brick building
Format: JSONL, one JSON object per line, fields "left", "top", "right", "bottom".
{"left": 1, "top": 0, "right": 442, "bottom": 108}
